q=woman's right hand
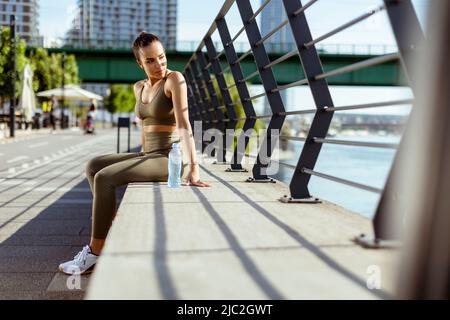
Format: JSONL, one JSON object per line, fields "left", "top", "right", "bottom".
{"left": 185, "top": 165, "right": 211, "bottom": 187}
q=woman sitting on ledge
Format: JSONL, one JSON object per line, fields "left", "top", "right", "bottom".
{"left": 58, "top": 32, "right": 211, "bottom": 275}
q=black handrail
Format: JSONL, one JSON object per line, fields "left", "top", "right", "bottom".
{"left": 182, "top": 0, "right": 423, "bottom": 246}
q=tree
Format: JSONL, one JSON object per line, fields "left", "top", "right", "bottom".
{"left": 108, "top": 84, "right": 135, "bottom": 113}
{"left": 28, "top": 47, "right": 50, "bottom": 93}
{"left": 63, "top": 54, "right": 79, "bottom": 86}
{"left": 28, "top": 48, "right": 79, "bottom": 93}
{"left": 104, "top": 84, "right": 135, "bottom": 122}
{"left": 48, "top": 52, "right": 79, "bottom": 89}
{"left": 0, "top": 27, "right": 28, "bottom": 105}
{"left": 0, "top": 26, "right": 80, "bottom": 110}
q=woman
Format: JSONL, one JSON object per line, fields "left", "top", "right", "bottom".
{"left": 85, "top": 100, "right": 97, "bottom": 134}
{"left": 58, "top": 32, "right": 211, "bottom": 275}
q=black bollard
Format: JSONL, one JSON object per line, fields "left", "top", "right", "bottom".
{"left": 9, "top": 15, "right": 16, "bottom": 138}
{"left": 117, "top": 117, "right": 131, "bottom": 153}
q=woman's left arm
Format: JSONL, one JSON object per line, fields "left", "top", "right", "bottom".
{"left": 169, "top": 71, "right": 211, "bottom": 187}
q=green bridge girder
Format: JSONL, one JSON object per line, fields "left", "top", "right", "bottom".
{"left": 29, "top": 47, "right": 407, "bottom": 86}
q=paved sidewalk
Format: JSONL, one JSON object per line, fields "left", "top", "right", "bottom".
{"left": 0, "top": 129, "right": 141, "bottom": 299}
{"left": 1, "top": 127, "right": 52, "bottom": 142}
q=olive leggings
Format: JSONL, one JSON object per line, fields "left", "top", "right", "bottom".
{"left": 85, "top": 149, "right": 188, "bottom": 239}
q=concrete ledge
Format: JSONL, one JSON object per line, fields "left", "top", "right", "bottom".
{"left": 86, "top": 157, "right": 399, "bottom": 300}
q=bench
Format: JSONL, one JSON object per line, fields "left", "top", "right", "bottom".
{"left": 0, "top": 113, "right": 28, "bottom": 129}
{"left": 86, "top": 156, "right": 398, "bottom": 299}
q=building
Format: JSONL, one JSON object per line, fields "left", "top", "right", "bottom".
{"left": 259, "top": 0, "right": 294, "bottom": 53}
{"left": 65, "top": 0, "right": 178, "bottom": 119}
{"left": 65, "top": 0, "right": 177, "bottom": 50}
{"left": 0, "top": 0, "right": 39, "bottom": 45}
{"left": 259, "top": 0, "right": 294, "bottom": 115}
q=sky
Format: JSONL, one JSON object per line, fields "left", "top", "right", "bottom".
{"left": 38, "top": 0, "right": 429, "bottom": 116}
{"left": 39, "top": 0, "right": 429, "bottom": 48}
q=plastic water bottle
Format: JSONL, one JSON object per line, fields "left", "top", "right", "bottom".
{"left": 168, "top": 142, "right": 182, "bottom": 188}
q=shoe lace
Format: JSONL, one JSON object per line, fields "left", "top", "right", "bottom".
{"left": 73, "top": 245, "right": 90, "bottom": 265}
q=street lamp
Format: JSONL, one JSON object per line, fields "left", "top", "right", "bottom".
{"left": 61, "top": 53, "right": 66, "bottom": 129}
{"left": 9, "top": 15, "right": 16, "bottom": 138}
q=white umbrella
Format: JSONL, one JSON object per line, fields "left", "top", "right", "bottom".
{"left": 17, "top": 64, "right": 36, "bottom": 122}
{"left": 36, "top": 84, "right": 104, "bottom": 102}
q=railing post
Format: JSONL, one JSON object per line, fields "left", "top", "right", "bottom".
{"left": 184, "top": 65, "right": 209, "bottom": 152}
{"left": 190, "top": 57, "right": 216, "bottom": 157}
{"left": 281, "top": 0, "right": 335, "bottom": 203}
{"left": 235, "top": 0, "right": 287, "bottom": 183}
{"left": 185, "top": 65, "right": 206, "bottom": 123}
{"left": 216, "top": 17, "right": 256, "bottom": 172}
{"left": 190, "top": 59, "right": 214, "bottom": 131}
{"left": 197, "top": 51, "right": 226, "bottom": 162}
{"left": 184, "top": 66, "right": 205, "bottom": 124}
{"left": 184, "top": 71, "right": 200, "bottom": 126}
{"left": 184, "top": 73, "right": 205, "bottom": 154}
{"left": 205, "top": 36, "right": 238, "bottom": 165}
{"left": 356, "top": 0, "right": 426, "bottom": 248}
{"left": 9, "top": 15, "right": 16, "bottom": 138}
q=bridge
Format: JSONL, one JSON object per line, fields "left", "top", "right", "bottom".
{"left": 83, "top": 0, "right": 448, "bottom": 300}
{"left": 27, "top": 43, "right": 406, "bottom": 86}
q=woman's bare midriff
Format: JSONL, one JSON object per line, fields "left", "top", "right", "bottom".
{"left": 143, "top": 124, "right": 177, "bottom": 133}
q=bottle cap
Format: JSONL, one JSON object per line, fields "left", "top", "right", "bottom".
{"left": 172, "top": 142, "right": 179, "bottom": 149}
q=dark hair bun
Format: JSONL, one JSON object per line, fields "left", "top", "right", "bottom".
{"left": 132, "top": 32, "right": 162, "bottom": 61}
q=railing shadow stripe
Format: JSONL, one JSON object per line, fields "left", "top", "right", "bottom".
{"left": 200, "top": 164, "right": 393, "bottom": 300}
{"left": 153, "top": 183, "right": 179, "bottom": 299}
{"left": 191, "top": 187, "right": 285, "bottom": 299}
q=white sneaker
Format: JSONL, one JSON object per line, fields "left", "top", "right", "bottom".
{"left": 59, "top": 245, "right": 98, "bottom": 275}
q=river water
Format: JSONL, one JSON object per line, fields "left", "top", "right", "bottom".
{"left": 249, "top": 85, "right": 413, "bottom": 218}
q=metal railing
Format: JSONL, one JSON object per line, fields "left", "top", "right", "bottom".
{"left": 182, "top": 0, "right": 424, "bottom": 247}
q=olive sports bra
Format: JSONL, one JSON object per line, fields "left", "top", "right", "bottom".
{"left": 135, "top": 72, "right": 176, "bottom": 126}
